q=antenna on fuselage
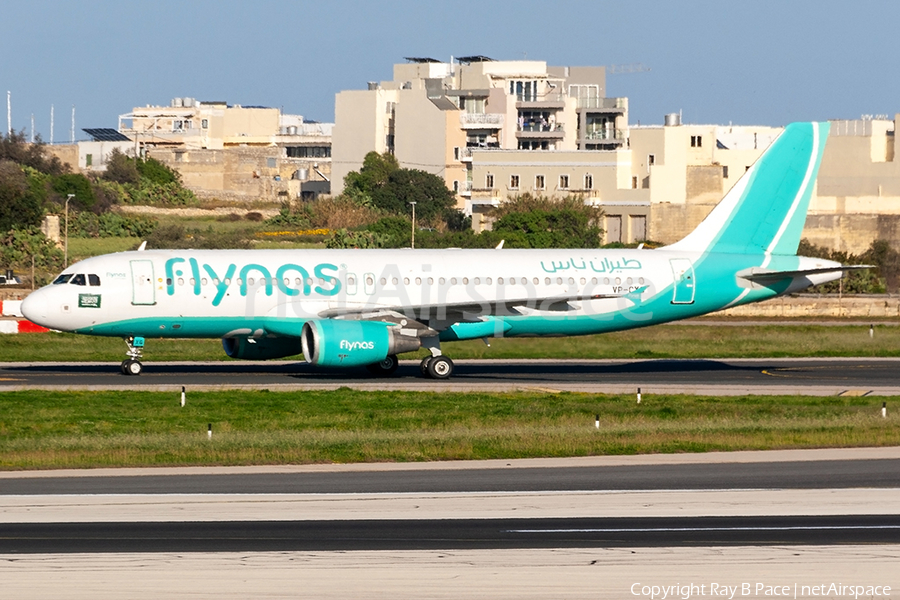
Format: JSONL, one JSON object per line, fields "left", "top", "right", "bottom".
{"left": 137, "top": 241, "right": 147, "bottom": 251}
{"left": 495, "top": 240, "right": 505, "bottom": 249}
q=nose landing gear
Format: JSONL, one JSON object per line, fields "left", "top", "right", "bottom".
{"left": 121, "top": 336, "right": 145, "bottom": 376}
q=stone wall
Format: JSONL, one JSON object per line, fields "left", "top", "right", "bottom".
{"left": 716, "top": 294, "right": 900, "bottom": 318}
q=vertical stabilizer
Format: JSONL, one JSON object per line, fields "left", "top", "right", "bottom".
{"left": 666, "top": 122, "right": 829, "bottom": 256}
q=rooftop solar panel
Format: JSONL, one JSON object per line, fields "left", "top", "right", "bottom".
{"left": 83, "top": 128, "right": 132, "bottom": 142}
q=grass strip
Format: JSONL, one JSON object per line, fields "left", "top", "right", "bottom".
{"left": 0, "top": 389, "right": 896, "bottom": 470}
{"left": 1, "top": 324, "right": 900, "bottom": 363}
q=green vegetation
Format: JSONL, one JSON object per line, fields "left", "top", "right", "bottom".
{"left": 1, "top": 324, "right": 899, "bottom": 363}
{"left": 799, "top": 239, "right": 900, "bottom": 294}
{"left": 0, "top": 388, "right": 895, "bottom": 469}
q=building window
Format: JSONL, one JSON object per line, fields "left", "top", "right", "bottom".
{"left": 691, "top": 135, "right": 702, "bottom": 148}
{"left": 453, "top": 180, "right": 460, "bottom": 193}
{"left": 631, "top": 176, "right": 638, "bottom": 189}
{"left": 510, "top": 175, "right": 520, "bottom": 190}
{"left": 175, "top": 151, "right": 184, "bottom": 163}
{"left": 559, "top": 174, "right": 569, "bottom": 189}
{"left": 266, "top": 158, "right": 277, "bottom": 168}
{"left": 535, "top": 175, "right": 545, "bottom": 190}
{"left": 201, "top": 119, "right": 208, "bottom": 129}
{"left": 584, "top": 173, "right": 593, "bottom": 190}
{"left": 453, "top": 147, "right": 460, "bottom": 161}
{"left": 85, "top": 154, "right": 92, "bottom": 167}
{"left": 286, "top": 146, "right": 331, "bottom": 158}
{"left": 648, "top": 154, "right": 655, "bottom": 166}
{"left": 723, "top": 165, "right": 729, "bottom": 179}
{"left": 486, "top": 173, "right": 494, "bottom": 188}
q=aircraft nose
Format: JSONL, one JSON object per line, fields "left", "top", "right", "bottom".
{"left": 21, "top": 290, "right": 48, "bottom": 324}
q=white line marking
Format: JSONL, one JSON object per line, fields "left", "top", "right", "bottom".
{"left": 508, "top": 525, "right": 900, "bottom": 533}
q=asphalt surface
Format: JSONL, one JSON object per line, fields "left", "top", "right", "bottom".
{"left": 3, "top": 357, "right": 900, "bottom": 395}
{"left": 3, "top": 515, "right": 899, "bottom": 553}
{"left": 3, "top": 458, "right": 900, "bottom": 495}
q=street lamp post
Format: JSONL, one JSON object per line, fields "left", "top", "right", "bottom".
{"left": 65, "top": 193, "right": 74, "bottom": 268}
{"left": 409, "top": 201, "right": 416, "bottom": 249}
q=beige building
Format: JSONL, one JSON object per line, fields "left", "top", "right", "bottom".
{"left": 470, "top": 118, "right": 782, "bottom": 242}
{"left": 806, "top": 117, "right": 900, "bottom": 253}
{"left": 332, "top": 57, "right": 627, "bottom": 205}
{"left": 117, "top": 98, "right": 333, "bottom": 202}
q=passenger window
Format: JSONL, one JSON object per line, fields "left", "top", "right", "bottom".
{"left": 70, "top": 274, "right": 86, "bottom": 286}
{"left": 53, "top": 274, "right": 73, "bottom": 285}
{"left": 88, "top": 274, "right": 100, "bottom": 286}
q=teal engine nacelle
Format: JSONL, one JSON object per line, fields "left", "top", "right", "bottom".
{"left": 301, "top": 319, "right": 421, "bottom": 367}
{"left": 222, "top": 336, "right": 303, "bottom": 360}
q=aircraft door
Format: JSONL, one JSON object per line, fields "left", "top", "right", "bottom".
{"left": 669, "top": 258, "right": 695, "bottom": 304}
{"left": 130, "top": 260, "right": 156, "bottom": 305}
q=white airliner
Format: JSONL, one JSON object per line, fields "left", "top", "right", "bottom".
{"left": 22, "top": 122, "right": 861, "bottom": 379}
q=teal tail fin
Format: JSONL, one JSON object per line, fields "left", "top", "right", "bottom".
{"left": 666, "top": 121, "right": 829, "bottom": 255}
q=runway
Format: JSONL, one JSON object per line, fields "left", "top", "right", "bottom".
{"left": 2, "top": 450, "right": 900, "bottom": 597}
{"left": 3, "top": 357, "right": 900, "bottom": 395}
{"left": 5, "top": 515, "right": 900, "bottom": 553}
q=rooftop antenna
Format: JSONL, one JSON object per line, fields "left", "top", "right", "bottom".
{"left": 30, "top": 113, "right": 34, "bottom": 142}
{"left": 50, "top": 104, "right": 54, "bottom": 144}
{"left": 6, "top": 90, "right": 10, "bottom": 136}
{"left": 70, "top": 105, "right": 75, "bottom": 143}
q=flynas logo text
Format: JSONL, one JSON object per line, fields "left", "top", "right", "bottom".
{"left": 165, "top": 258, "right": 341, "bottom": 306}
{"left": 339, "top": 340, "right": 375, "bottom": 351}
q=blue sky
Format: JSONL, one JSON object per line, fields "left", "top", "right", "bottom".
{"left": 2, "top": 0, "right": 897, "bottom": 141}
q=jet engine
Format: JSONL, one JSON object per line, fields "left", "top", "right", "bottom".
{"left": 301, "top": 319, "right": 421, "bottom": 367}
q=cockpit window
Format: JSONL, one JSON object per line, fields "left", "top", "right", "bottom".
{"left": 70, "top": 274, "right": 86, "bottom": 286}
{"left": 88, "top": 274, "right": 100, "bottom": 286}
{"left": 53, "top": 274, "right": 73, "bottom": 285}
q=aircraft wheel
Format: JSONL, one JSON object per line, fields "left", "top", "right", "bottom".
{"left": 366, "top": 355, "right": 399, "bottom": 376}
{"left": 123, "top": 359, "right": 143, "bottom": 376}
{"left": 419, "top": 356, "right": 434, "bottom": 377}
{"left": 427, "top": 355, "right": 453, "bottom": 380}
{"left": 120, "top": 360, "right": 130, "bottom": 375}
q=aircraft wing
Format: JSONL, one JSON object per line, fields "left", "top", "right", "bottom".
{"left": 317, "top": 288, "right": 647, "bottom": 321}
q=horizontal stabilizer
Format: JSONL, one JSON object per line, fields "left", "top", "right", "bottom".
{"left": 739, "top": 265, "right": 872, "bottom": 283}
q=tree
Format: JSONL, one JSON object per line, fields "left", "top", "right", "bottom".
{"left": 0, "top": 130, "right": 67, "bottom": 175}
{"left": 51, "top": 173, "right": 96, "bottom": 211}
{"left": 103, "top": 148, "right": 140, "bottom": 185}
{"left": 371, "top": 169, "right": 457, "bottom": 223}
{"left": 490, "top": 194, "right": 604, "bottom": 248}
{"left": 343, "top": 151, "right": 399, "bottom": 201}
{"left": 135, "top": 156, "right": 182, "bottom": 185}
{"left": 0, "top": 161, "right": 44, "bottom": 232}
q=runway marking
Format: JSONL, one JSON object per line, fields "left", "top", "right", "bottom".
{"left": 508, "top": 525, "right": 900, "bottom": 533}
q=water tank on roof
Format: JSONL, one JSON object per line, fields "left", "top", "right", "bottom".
{"left": 296, "top": 168, "right": 308, "bottom": 180}
{"left": 183, "top": 97, "right": 194, "bottom": 108}
{"left": 665, "top": 113, "right": 682, "bottom": 127}
{"left": 287, "top": 126, "right": 298, "bottom": 135}
{"left": 172, "top": 98, "right": 183, "bottom": 107}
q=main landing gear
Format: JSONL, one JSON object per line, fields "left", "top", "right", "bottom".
{"left": 121, "top": 336, "right": 145, "bottom": 376}
{"left": 365, "top": 354, "right": 399, "bottom": 377}
{"left": 419, "top": 354, "right": 454, "bottom": 380}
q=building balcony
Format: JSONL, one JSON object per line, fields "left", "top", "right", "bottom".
{"left": 516, "top": 99, "right": 566, "bottom": 110}
{"left": 576, "top": 97, "right": 627, "bottom": 111}
{"left": 516, "top": 123, "right": 565, "bottom": 139}
{"left": 459, "top": 113, "right": 504, "bottom": 129}
{"left": 582, "top": 128, "right": 627, "bottom": 142}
